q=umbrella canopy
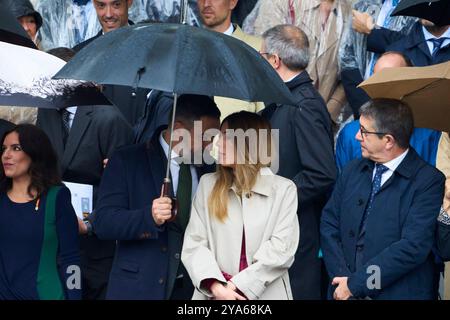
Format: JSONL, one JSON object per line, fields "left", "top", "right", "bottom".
{"left": 391, "top": 0, "right": 450, "bottom": 27}
{"left": 358, "top": 60, "right": 450, "bottom": 132}
{"left": 54, "top": 23, "right": 295, "bottom": 105}
{"left": 0, "top": 41, "right": 111, "bottom": 109}
{"left": 0, "top": 4, "right": 36, "bottom": 49}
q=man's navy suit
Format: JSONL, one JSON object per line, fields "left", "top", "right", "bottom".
{"left": 93, "top": 127, "right": 213, "bottom": 299}
{"left": 368, "top": 22, "right": 450, "bottom": 67}
{"left": 321, "top": 148, "right": 445, "bottom": 299}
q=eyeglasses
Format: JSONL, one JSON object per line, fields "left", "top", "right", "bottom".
{"left": 359, "top": 125, "right": 388, "bottom": 139}
{"left": 259, "top": 52, "right": 281, "bottom": 60}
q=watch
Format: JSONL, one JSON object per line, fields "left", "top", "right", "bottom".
{"left": 83, "top": 218, "right": 94, "bottom": 236}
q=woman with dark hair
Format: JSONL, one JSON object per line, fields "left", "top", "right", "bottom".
{"left": 0, "top": 124, "right": 80, "bottom": 300}
{"left": 182, "top": 111, "right": 299, "bottom": 300}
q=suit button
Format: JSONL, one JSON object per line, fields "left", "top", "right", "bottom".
{"left": 174, "top": 253, "right": 180, "bottom": 260}
{"left": 161, "top": 246, "right": 167, "bottom": 252}
{"left": 349, "top": 230, "right": 355, "bottom": 238}
{"left": 159, "top": 278, "right": 164, "bottom": 285}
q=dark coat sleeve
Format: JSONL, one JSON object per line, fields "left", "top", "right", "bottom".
{"left": 347, "top": 169, "right": 445, "bottom": 298}
{"left": 340, "top": 68, "right": 370, "bottom": 117}
{"left": 291, "top": 99, "right": 337, "bottom": 205}
{"left": 92, "top": 150, "right": 163, "bottom": 241}
{"left": 55, "top": 186, "right": 81, "bottom": 300}
{"left": 367, "top": 27, "right": 404, "bottom": 54}
{"left": 320, "top": 166, "right": 353, "bottom": 280}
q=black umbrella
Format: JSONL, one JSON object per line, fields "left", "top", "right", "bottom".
{"left": 54, "top": 23, "right": 294, "bottom": 105}
{"left": 54, "top": 23, "right": 295, "bottom": 219}
{"left": 391, "top": 0, "right": 450, "bottom": 27}
{"left": 0, "top": 4, "right": 36, "bottom": 49}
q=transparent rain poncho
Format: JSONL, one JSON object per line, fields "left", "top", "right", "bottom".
{"left": 339, "top": 0, "right": 417, "bottom": 77}
{"left": 33, "top": 0, "right": 201, "bottom": 50}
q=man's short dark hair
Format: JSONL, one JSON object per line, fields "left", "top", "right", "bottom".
{"left": 46, "top": 47, "right": 76, "bottom": 62}
{"left": 360, "top": 98, "right": 414, "bottom": 149}
{"left": 168, "top": 94, "right": 221, "bottom": 129}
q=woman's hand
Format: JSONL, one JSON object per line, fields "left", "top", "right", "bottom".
{"left": 210, "top": 281, "right": 246, "bottom": 300}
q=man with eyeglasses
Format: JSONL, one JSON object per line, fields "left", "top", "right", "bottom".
{"left": 260, "top": 24, "right": 336, "bottom": 300}
{"left": 321, "top": 98, "right": 445, "bottom": 300}
{"left": 335, "top": 51, "right": 441, "bottom": 173}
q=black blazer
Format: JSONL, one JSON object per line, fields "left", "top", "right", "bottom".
{"left": 36, "top": 105, "right": 133, "bottom": 261}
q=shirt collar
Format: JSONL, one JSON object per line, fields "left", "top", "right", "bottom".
{"left": 223, "top": 23, "right": 234, "bottom": 36}
{"left": 285, "top": 72, "right": 302, "bottom": 83}
{"left": 422, "top": 26, "right": 450, "bottom": 41}
{"left": 159, "top": 131, "right": 180, "bottom": 161}
{"left": 379, "top": 148, "right": 409, "bottom": 173}
{"left": 65, "top": 106, "right": 78, "bottom": 114}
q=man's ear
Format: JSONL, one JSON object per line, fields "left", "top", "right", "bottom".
{"left": 273, "top": 54, "right": 282, "bottom": 69}
{"left": 127, "top": 0, "right": 134, "bottom": 9}
{"left": 230, "top": 0, "right": 239, "bottom": 11}
{"left": 384, "top": 134, "right": 396, "bottom": 150}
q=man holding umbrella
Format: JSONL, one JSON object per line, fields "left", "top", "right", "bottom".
{"left": 92, "top": 94, "right": 221, "bottom": 299}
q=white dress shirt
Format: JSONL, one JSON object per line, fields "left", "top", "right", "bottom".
{"left": 223, "top": 23, "right": 234, "bottom": 36}
{"left": 65, "top": 106, "right": 78, "bottom": 129}
{"left": 159, "top": 132, "right": 198, "bottom": 198}
{"left": 373, "top": 148, "right": 409, "bottom": 187}
{"left": 422, "top": 26, "right": 450, "bottom": 55}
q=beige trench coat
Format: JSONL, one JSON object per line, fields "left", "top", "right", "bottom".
{"left": 250, "top": 0, "right": 351, "bottom": 121}
{"left": 181, "top": 168, "right": 300, "bottom": 300}
{"left": 437, "top": 132, "right": 450, "bottom": 299}
{"left": 214, "top": 25, "right": 265, "bottom": 120}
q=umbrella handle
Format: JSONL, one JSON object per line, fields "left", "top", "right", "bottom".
{"left": 162, "top": 179, "right": 178, "bottom": 222}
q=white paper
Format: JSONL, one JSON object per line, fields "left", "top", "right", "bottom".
{"left": 64, "top": 181, "right": 93, "bottom": 220}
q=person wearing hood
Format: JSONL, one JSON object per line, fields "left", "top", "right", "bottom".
{"left": 6, "top": 0, "right": 43, "bottom": 48}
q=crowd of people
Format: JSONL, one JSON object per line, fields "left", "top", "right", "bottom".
{"left": 0, "top": 0, "right": 450, "bottom": 301}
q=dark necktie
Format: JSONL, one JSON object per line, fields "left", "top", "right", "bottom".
{"left": 430, "top": 38, "right": 448, "bottom": 58}
{"left": 359, "top": 163, "right": 389, "bottom": 236}
{"left": 61, "top": 109, "right": 71, "bottom": 146}
{"left": 176, "top": 163, "right": 192, "bottom": 231}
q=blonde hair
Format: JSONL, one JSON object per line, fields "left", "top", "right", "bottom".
{"left": 208, "top": 111, "right": 272, "bottom": 222}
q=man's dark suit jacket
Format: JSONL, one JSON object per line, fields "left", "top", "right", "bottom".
{"left": 93, "top": 127, "right": 213, "bottom": 300}
{"left": 0, "top": 119, "right": 14, "bottom": 140}
{"left": 36, "top": 104, "right": 133, "bottom": 299}
{"left": 72, "top": 21, "right": 150, "bottom": 127}
{"left": 321, "top": 148, "right": 445, "bottom": 299}
{"left": 367, "top": 22, "right": 450, "bottom": 67}
{"left": 261, "top": 71, "right": 337, "bottom": 300}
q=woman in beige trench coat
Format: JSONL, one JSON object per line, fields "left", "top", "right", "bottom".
{"left": 181, "top": 111, "right": 300, "bottom": 300}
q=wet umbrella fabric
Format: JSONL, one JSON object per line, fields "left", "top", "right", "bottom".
{"left": 391, "top": 0, "right": 450, "bottom": 27}
{"left": 0, "top": 41, "right": 111, "bottom": 109}
{"left": 54, "top": 23, "right": 295, "bottom": 106}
